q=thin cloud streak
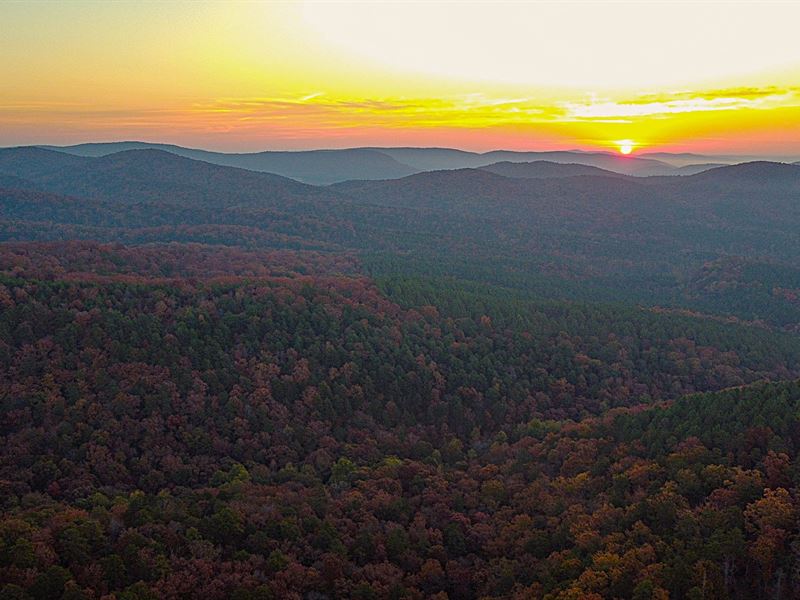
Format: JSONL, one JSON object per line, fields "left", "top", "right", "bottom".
{"left": 563, "top": 88, "right": 800, "bottom": 120}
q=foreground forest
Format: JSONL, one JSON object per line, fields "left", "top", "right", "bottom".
{"left": 1, "top": 147, "right": 800, "bottom": 598}
{"left": 1, "top": 242, "right": 799, "bottom": 599}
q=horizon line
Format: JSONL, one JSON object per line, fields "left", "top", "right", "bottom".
{"left": 3, "top": 139, "right": 800, "bottom": 160}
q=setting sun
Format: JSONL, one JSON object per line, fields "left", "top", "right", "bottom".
{"left": 618, "top": 140, "right": 635, "bottom": 155}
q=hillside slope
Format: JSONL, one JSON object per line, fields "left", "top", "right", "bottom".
{"left": 40, "top": 142, "right": 420, "bottom": 184}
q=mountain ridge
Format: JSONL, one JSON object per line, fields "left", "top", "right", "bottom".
{"left": 478, "top": 160, "right": 629, "bottom": 179}
{"left": 37, "top": 142, "right": 420, "bottom": 185}
{"left": 32, "top": 141, "right": 747, "bottom": 181}
{"left": 0, "top": 147, "right": 344, "bottom": 208}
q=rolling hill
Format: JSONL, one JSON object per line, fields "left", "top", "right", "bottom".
{"left": 688, "top": 160, "right": 800, "bottom": 182}
{"left": 0, "top": 147, "right": 339, "bottom": 207}
{"left": 35, "top": 141, "right": 742, "bottom": 181}
{"left": 478, "top": 160, "right": 627, "bottom": 179}
{"left": 39, "top": 142, "right": 420, "bottom": 184}
{"left": 368, "top": 146, "right": 678, "bottom": 175}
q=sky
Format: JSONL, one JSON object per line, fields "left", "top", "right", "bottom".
{"left": 2, "top": 0, "right": 800, "bottom": 155}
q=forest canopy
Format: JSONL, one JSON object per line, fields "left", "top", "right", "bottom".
{"left": 2, "top": 148, "right": 800, "bottom": 598}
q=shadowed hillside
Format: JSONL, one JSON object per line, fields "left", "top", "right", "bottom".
{"left": 40, "top": 142, "right": 420, "bottom": 184}
{"left": 478, "top": 160, "right": 627, "bottom": 179}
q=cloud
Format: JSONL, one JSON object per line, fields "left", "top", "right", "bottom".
{"left": 188, "top": 94, "right": 565, "bottom": 131}
{"left": 562, "top": 87, "right": 800, "bottom": 121}
{"left": 298, "top": 92, "right": 324, "bottom": 102}
{"left": 192, "top": 86, "right": 800, "bottom": 130}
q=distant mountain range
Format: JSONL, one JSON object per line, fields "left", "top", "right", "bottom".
{"left": 36, "top": 142, "right": 418, "bottom": 185}
{"left": 3, "top": 144, "right": 800, "bottom": 327}
{"left": 0, "top": 147, "right": 333, "bottom": 207}
{"left": 27, "top": 141, "right": 795, "bottom": 184}
{"left": 367, "top": 147, "right": 675, "bottom": 176}
{"left": 478, "top": 160, "right": 628, "bottom": 179}
{"left": 643, "top": 151, "right": 800, "bottom": 167}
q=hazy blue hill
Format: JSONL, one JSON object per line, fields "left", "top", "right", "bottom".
{"left": 38, "top": 141, "right": 173, "bottom": 156}
{"left": 639, "top": 151, "right": 712, "bottom": 161}
{"left": 0, "top": 146, "right": 91, "bottom": 179}
{"left": 41, "top": 142, "right": 420, "bottom": 184}
{"left": 305, "top": 161, "right": 800, "bottom": 230}
{"left": 332, "top": 167, "right": 531, "bottom": 207}
{"left": 686, "top": 160, "right": 800, "bottom": 185}
{"left": 638, "top": 151, "right": 722, "bottom": 167}
{"left": 479, "top": 160, "right": 626, "bottom": 179}
{"left": 334, "top": 165, "right": 643, "bottom": 200}
{"left": 370, "top": 147, "right": 678, "bottom": 175}
{"left": 0, "top": 147, "right": 338, "bottom": 207}
{"left": 334, "top": 160, "right": 800, "bottom": 260}
{"left": 362, "top": 147, "right": 490, "bottom": 170}
{"left": 198, "top": 148, "right": 418, "bottom": 185}
{"left": 671, "top": 162, "right": 800, "bottom": 237}
{"left": 42, "top": 142, "right": 689, "bottom": 179}
{"left": 479, "top": 150, "right": 675, "bottom": 175}
{"left": 0, "top": 148, "right": 369, "bottom": 250}
{"left": 644, "top": 151, "right": 800, "bottom": 166}
{"left": 670, "top": 162, "right": 727, "bottom": 175}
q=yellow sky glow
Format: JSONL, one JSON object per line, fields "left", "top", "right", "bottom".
{"left": 1, "top": 1, "right": 799, "bottom": 155}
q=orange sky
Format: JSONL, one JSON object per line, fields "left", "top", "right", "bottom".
{"left": 2, "top": 1, "right": 800, "bottom": 156}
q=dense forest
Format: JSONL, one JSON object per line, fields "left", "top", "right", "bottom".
{"left": 2, "top": 147, "right": 800, "bottom": 598}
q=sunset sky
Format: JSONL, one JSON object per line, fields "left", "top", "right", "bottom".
{"left": 2, "top": 0, "right": 800, "bottom": 155}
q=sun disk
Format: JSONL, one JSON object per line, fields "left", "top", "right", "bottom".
{"left": 617, "top": 140, "right": 635, "bottom": 155}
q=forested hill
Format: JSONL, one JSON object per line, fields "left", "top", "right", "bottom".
{"left": 478, "top": 160, "right": 627, "bottom": 179}
{"left": 1, "top": 143, "right": 800, "bottom": 598}
{"left": 38, "top": 143, "right": 421, "bottom": 185}
{"left": 0, "top": 147, "right": 339, "bottom": 206}
{"left": 1, "top": 243, "right": 800, "bottom": 598}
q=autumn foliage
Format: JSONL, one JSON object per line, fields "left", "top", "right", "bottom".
{"left": 2, "top": 242, "right": 800, "bottom": 599}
